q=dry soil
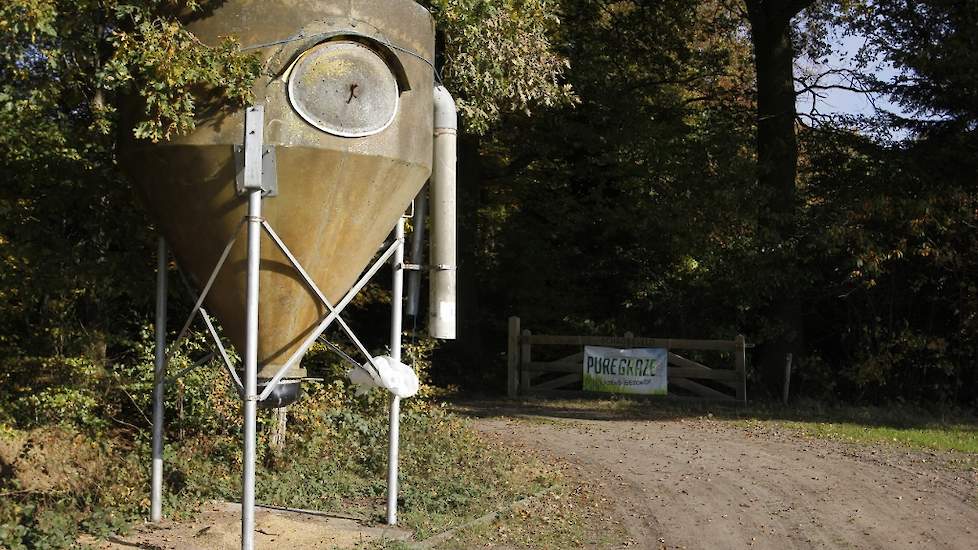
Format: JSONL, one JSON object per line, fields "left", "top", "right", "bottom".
{"left": 81, "top": 502, "right": 410, "bottom": 550}
{"left": 469, "top": 408, "right": 978, "bottom": 550}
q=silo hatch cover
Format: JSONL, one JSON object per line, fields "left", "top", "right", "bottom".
{"left": 288, "top": 40, "right": 400, "bottom": 138}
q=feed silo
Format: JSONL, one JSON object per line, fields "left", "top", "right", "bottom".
{"left": 123, "top": 1, "right": 457, "bottom": 547}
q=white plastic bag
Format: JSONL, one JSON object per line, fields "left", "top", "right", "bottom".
{"left": 347, "top": 355, "right": 420, "bottom": 398}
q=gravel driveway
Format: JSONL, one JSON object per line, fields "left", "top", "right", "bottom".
{"left": 467, "top": 404, "right": 978, "bottom": 549}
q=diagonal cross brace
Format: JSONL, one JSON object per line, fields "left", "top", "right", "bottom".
{"left": 164, "top": 352, "right": 216, "bottom": 386}
{"left": 261, "top": 221, "right": 385, "bottom": 376}
{"left": 175, "top": 260, "right": 242, "bottom": 389}
{"left": 154, "top": 214, "right": 400, "bottom": 400}
{"left": 164, "top": 218, "right": 246, "bottom": 365}
{"left": 257, "top": 228, "right": 402, "bottom": 401}
{"left": 160, "top": 224, "right": 246, "bottom": 391}
{"left": 198, "top": 306, "right": 243, "bottom": 389}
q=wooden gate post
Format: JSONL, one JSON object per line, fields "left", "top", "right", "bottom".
{"left": 507, "top": 317, "right": 520, "bottom": 397}
{"left": 735, "top": 334, "right": 747, "bottom": 403}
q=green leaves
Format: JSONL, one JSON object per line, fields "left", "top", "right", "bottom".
{"left": 424, "top": 0, "right": 577, "bottom": 134}
{"left": 101, "top": 11, "right": 261, "bottom": 142}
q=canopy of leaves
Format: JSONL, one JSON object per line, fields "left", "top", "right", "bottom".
{"left": 421, "top": 0, "right": 576, "bottom": 134}
{"left": 432, "top": 0, "right": 976, "bottom": 405}
{"left": 861, "top": 0, "right": 978, "bottom": 132}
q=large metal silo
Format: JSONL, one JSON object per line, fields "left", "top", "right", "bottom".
{"left": 124, "top": 2, "right": 458, "bottom": 545}
{"left": 124, "top": 0, "right": 436, "bottom": 397}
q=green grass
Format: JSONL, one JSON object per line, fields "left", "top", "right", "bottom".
{"left": 0, "top": 408, "right": 556, "bottom": 548}
{"left": 758, "top": 419, "right": 978, "bottom": 454}
{"left": 0, "top": 389, "right": 563, "bottom": 549}
{"left": 250, "top": 402, "right": 566, "bottom": 542}
{"left": 724, "top": 402, "right": 978, "bottom": 455}
{"left": 366, "top": 482, "right": 628, "bottom": 550}
{"left": 465, "top": 396, "right": 978, "bottom": 456}
{"left": 430, "top": 484, "right": 627, "bottom": 549}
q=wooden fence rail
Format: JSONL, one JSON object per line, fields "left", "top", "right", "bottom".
{"left": 506, "top": 317, "right": 747, "bottom": 403}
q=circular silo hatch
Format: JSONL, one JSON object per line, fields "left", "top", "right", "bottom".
{"left": 288, "top": 40, "right": 400, "bottom": 138}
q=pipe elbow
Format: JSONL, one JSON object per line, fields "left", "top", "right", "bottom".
{"left": 433, "top": 84, "right": 458, "bottom": 131}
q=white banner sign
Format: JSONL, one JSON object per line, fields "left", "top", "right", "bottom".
{"left": 583, "top": 346, "right": 667, "bottom": 395}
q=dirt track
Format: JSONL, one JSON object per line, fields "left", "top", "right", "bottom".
{"left": 469, "top": 408, "right": 978, "bottom": 550}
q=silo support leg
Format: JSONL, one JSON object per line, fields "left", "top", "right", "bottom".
{"left": 387, "top": 216, "right": 406, "bottom": 526}
{"left": 241, "top": 106, "right": 265, "bottom": 550}
{"left": 151, "top": 237, "right": 168, "bottom": 523}
{"left": 241, "top": 188, "right": 262, "bottom": 550}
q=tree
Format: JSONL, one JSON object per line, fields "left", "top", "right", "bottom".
{"left": 742, "top": 0, "right": 815, "bottom": 379}
{"left": 860, "top": 0, "right": 978, "bottom": 134}
{"left": 422, "top": 0, "right": 576, "bottom": 135}
{"left": 429, "top": 0, "right": 763, "bottom": 387}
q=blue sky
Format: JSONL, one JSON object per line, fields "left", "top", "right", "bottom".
{"left": 796, "top": 30, "right": 902, "bottom": 119}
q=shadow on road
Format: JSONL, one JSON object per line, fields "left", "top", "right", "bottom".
{"left": 448, "top": 393, "right": 978, "bottom": 433}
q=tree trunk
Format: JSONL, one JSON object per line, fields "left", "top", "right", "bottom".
{"left": 269, "top": 406, "right": 288, "bottom": 453}
{"left": 745, "top": 0, "right": 812, "bottom": 387}
{"left": 455, "top": 134, "right": 488, "bottom": 382}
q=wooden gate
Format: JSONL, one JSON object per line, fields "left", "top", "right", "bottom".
{"left": 506, "top": 317, "right": 747, "bottom": 403}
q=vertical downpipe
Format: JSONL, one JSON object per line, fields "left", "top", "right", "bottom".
{"left": 387, "top": 218, "right": 405, "bottom": 525}
{"left": 430, "top": 85, "right": 458, "bottom": 340}
{"left": 241, "top": 106, "right": 264, "bottom": 550}
{"left": 151, "top": 237, "right": 167, "bottom": 523}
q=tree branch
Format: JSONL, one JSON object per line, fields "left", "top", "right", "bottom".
{"left": 784, "top": 0, "right": 816, "bottom": 19}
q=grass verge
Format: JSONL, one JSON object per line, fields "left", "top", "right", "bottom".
{"left": 0, "top": 384, "right": 618, "bottom": 549}
{"left": 425, "top": 482, "right": 628, "bottom": 550}
{"left": 453, "top": 395, "right": 978, "bottom": 455}
{"left": 754, "top": 418, "right": 978, "bottom": 454}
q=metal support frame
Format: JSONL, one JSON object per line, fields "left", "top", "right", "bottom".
{"left": 241, "top": 188, "right": 261, "bottom": 550}
{"left": 148, "top": 104, "right": 415, "bottom": 546}
{"left": 405, "top": 186, "right": 427, "bottom": 317}
{"left": 151, "top": 238, "right": 167, "bottom": 523}
{"left": 240, "top": 105, "right": 265, "bottom": 550}
{"left": 387, "top": 217, "right": 405, "bottom": 525}
{"left": 255, "top": 222, "right": 387, "bottom": 398}
{"left": 147, "top": 221, "right": 406, "bottom": 534}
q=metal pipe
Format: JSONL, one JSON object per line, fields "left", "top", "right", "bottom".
{"left": 242, "top": 189, "right": 261, "bottom": 550}
{"left": 198, "top": 307, "right": 242, "bottom": 390}
{"left": 387, "top": 217, "right": 405, "bottom": 525}
{"left": 405, "top": 186, "right": 428, "bottom": 318}
{"left": 391, "top": 219, "right": 405, "bottom": 363}
{"left": 173, "top": 266, "right": 242, "bottom": 390}
{"left": 151, "top": 237, "right": 168, "bottom": 523}
{"left": 163, "top": 352, "right": 216, "bottom": 387}
{"left": 429, "top": 85, "right": 458, "bottom": 340}
{"left": 241, "top": 106, "right": 264, "bottom": 550}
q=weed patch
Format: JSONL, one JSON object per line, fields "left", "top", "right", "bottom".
{"left": 0, "top": 343, "right": 569, "bottom": 548}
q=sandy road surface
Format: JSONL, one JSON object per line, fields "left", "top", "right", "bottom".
{"left": 80, "top": 502, "right": 411, "bottom": 549}
{"left": 468, "top": 408, "right": 977, "bottom": 550}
